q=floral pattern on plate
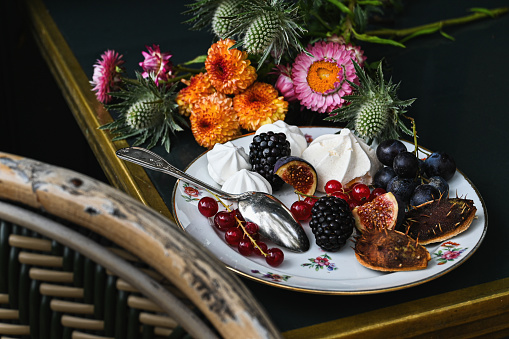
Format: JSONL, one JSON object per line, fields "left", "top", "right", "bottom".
{"left": 252, "top": 270, "right": 291, "bottom": 283}
{"left": 181, "top": 182, "right": 203, "bottom": 203}
{"left": 433, "top": 241, "right": 468, "bottom": 265}
{"left": 301, "top": 254, "right": 337, "bottom": 272}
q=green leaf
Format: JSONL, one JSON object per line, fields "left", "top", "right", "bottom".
{"left": 357, "top": 0, "right": 383, "bottom": 5}
{"left": 440, "top": 30, "right": 455, "bottom": 41}
{"left": 183, "top": 55, "right": 207, "bottom": 65}
{"left": 326, "top": 0, "right": 352, "bottom": 15}
{"left": 470, "top": 7, "right": 495, "bottom": 18}
{"left": 353, "top": 31, "right": 406, "bottom": 48}
{"left": 399, "top": 26, "right": 440, "bottom": 43}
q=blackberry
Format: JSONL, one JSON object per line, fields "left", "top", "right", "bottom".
{"left": 249, "top": 131, "right": 290, "bottom": 191}
{"left": 309, "top": 196, "right": 355, "bottom": 252}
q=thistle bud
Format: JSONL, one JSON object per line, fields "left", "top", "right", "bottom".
{"left": 354, "top": 97, "right": 390, "bottom": 140}
{"left": 243, "top": 11, "right": 279, "bottom": 55}
{"left": 126, "top": 98, "right": 164, "bottom": 130}
{"left": 212, "top": 0, "right": 243, "bottom": 38}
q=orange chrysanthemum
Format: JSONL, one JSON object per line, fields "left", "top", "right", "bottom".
{"left": 233, "top": 82, "right": 288, "bottom": 131}
{"left": 176, "top": 73, "right": 216, "bottom": 117}
{"left": 190, "top": 93, "right": 241, "bottom": 148}
{"left": 205, "top": 39, "right": 257, "bottom": 95}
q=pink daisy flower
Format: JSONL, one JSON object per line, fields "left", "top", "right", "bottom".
{"left": 91, "top": 50, "right": 125, "bottom": 104}
{"left": 291, "top": 41, "right": 364, "bottom": 113}
{"left": 139, "top": 44, "right": 174, "bottom": 86}
{"left": 274, "top": 64, "right": 298, "bottom": 103}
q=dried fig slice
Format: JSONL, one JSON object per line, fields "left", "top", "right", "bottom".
{"left": 354, "top": 228, "right": 430, "bottom": 272}
{"left": 352, "top": 192, "right": 399, "bottom": 232}
{"left": 274, "top": 156, "right": 317, "bottom": 195}
{"left": 404, "top": 196, "right": 476, "bottom": 245}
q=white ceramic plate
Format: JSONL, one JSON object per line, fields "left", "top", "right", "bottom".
{"left": 172, "top": 127, "right": 487, "bottom": 294}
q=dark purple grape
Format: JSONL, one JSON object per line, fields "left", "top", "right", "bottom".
{"left": 373, "top": 167, "right": 396, "bottom": 190}
{"left": 428, "top": 176, "right": 449, "bottom": 197}
{"left": 376, "top": 139, "right": 407, "bottom": 167}
{"left": 424, "top": 152, "right": 456, "bottom": 181}
{"left": 409, "top": 184, "right": 440, "bottom": 207}
{"left": 387, "top": 176, "right": 417, "bottom": 204}
{"left": 393, "top": 151, "right": 419, "bottom": 178}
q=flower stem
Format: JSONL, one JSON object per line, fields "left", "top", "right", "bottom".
{"left": 365, "top": 7, "right": 508, "bottom": 40}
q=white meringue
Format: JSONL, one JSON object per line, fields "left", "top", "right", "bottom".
{"left": 255, "top": 120, "right": 308, "bottom": 156}
{"left": 207, "top": 142, "right": 251, "bottom": 185}
{"left": 221, "top": 169, "right": 273, "bottom": 195}
{"left": 301, "top": 129, "right": 381, "bottom": 192}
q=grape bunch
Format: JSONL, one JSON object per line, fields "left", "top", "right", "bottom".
{"left": 197, "top": 197, "right": 284, "bottom": 267}
{"left": 374, "top": 139, "right": 455, "bottom": 208}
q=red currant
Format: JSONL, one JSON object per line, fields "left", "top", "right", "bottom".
{"left": 351, "top": 183, "right": 370, "bottom": 202}
{"left": 369, "top": 187, "right": 386, "bottom": 201}
{"left": 198, "top": 197, "right": 218, "bottom": 217}
{"left": 304, "top": 196, "right": 318, "bottom": 207}
{"left": 324, "top": 180, "right": 343, "bottom": 194}
{"left": 291, "top": 201, "right": 312, "bottom": 221}
{"left": 253, "top": 241, "right": 268, "bottom": 256}
{"left": 213, "top": 211, "right": 236, "bottom": 231}
{"left": 231, "top": 209, "right": 244, "bottom": 222}
{"left": 265, "top": 248, "right": 284, "bottom": 267}
{"left": 238, "top": 239, "right": 254, "bottom": 256}
{"left": 225, "top": 228, "right": 243, "bottom": 246}
{"left": 244, "top": 222, "right": 259, "bottom": 235}
{"left": 348, "top": 199, "right": 361, "bottom": 210}
{"left": 331, "top": 191, "right": 349, "bottom": 201}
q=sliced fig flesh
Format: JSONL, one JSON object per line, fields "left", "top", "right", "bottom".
{"left": 352, "top": 192, "right": 399, "bottom": 232}
{"left": 274, "top": 156, "right": 317, "bottom": 195}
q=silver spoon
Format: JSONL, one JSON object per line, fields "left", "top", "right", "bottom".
{"left": 116, "top": 147, "right": 310, "bottom": 253}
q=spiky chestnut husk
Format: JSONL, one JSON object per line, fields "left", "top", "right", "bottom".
{"left": 354, "top": 228, "right": 431, "bottom": 272}
{"left": 404, "top": 196, "right": 476, "bottom": 245}
{"left": 325, "top": 61, "right": 416, "bottom": 145}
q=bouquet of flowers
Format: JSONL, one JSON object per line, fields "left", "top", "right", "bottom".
{"left": 91, "top": 0, "right": 506, "bottom": 152}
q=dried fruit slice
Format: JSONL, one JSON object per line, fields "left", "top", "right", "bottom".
{"left": 274, "top": 156, "right": 318, "bottom": 195}
{"left": 354, "top": 228, "right": 431, "bottom": 272}
{"left": 404, "top": 197, "right": 476, "bottom": 245}
{"left": 352, "top": 192, "right": 399, "bottom": 232}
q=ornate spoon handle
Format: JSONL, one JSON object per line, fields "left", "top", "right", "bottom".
{"left": 115, "top": 147, "right": 237, "bottom": 200}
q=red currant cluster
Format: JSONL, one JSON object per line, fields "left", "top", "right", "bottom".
{"left": 290, "top": 180, "right": 387, "bottom": 221}
{"left": 324, "top": 180, "right": 386, "bottom": 210}
{"left": 197, "top": 197, "right": 284, "bottom": 267}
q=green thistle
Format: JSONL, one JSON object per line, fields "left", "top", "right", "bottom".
{"left": 100, "top": 72, "right": 188, "bottom": 152}
{"left": 229, "top": 0, "right": 307, "bottom": 66}
{"left": 125, "top": 95, "right": 164, "bottom": 130}
{"left": 186, "top": 0, "right": 307, "bottom": 67}
{"left": 243, "top": 10, "right": 280, "bottom": 55}
{"left": 211, "top": 0, "right": 245, "bottom": 38}
{"left": 325, "top": 61, "right": 416, "bottom": 145}
{"left": 183, "top": 0, "right": 224, "bottom": 31}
